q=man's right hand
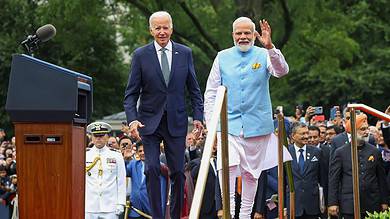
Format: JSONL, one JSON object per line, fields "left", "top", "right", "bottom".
{"left": 328, "top": 205, "right": 339, "bottom": 216}
{"left": 217, "top": 210, "right": 223, "bottom": 218}
{"left": 129, "top": 120, "right": 144, "bottom": 140}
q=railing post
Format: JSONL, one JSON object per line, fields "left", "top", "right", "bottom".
{"left": 189, "top": 86, "right": 228, "bottom": 219}
{"left": 221, "top": 89, "right": 230, "bottom": 219}
{"left": 349, "top": 108, "right": 361, "bottom": 219}
{"left": 277, "top": 115, "right": 285, "bottom": 219}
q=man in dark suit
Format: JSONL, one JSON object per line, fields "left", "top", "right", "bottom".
{"left": 328, "top": 113, "right": 389, "bottom": 219}
{"left": 308, "top": 125, "right": 330, "bottom": 216}
{"left": 123, "top": 11, "right": 204, "bottom": 219}
{"left": 331, "top": 112, "right": 376, "bottom": 157}
{"left": 288, "top": 122, "right": 326, "bottom": 219}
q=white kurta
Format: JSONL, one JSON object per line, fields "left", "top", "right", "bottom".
{"left": 205, "top": 46, "right": 292, "bottom": 178}
{"left": 216, "top": 132, "right": 292, "bottom": 178}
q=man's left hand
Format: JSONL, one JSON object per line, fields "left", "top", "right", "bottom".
{"left": 255, "top": 19, "right": 273, "bottom": 49}
{"left": 193, "top": 120, "right": 204, "bottom": 139}
{"left": 381, "top": 204, "right": 388, "bottom": 211}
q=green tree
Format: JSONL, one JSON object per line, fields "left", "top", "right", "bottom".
{"left": 116, "top": 0, "right": 389, "bottom": 116}
{"left": 0, "top": 0, "right": 127, "bottom": 134}
{"left": 35, "top": 0, "right": 127, "bottom": 119}
{"left": 0, "top": 0, "right": 38, "bottom": 133}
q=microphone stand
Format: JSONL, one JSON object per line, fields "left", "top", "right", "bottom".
{"left": 21, "top": 35, "right": 40, "bottom": 56}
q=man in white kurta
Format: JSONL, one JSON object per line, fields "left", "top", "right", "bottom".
{"left": 85, "top": 122, "right": 126, "bottom": 219}
{"left": 204, "top": 17, "right": 291, "bottom": 218}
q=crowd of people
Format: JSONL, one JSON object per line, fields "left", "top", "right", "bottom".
{"left": 83, "top": 104, "right": 390, "bottom": 219}
{"left": 87, "top": 10, "right": 390, "bottom": 219}
{"left": 0, "top": 129, "right": 18, "bottom": 218}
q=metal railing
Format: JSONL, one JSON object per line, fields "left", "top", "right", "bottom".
{"left": 277, "top": 114, "right": 295, "bottom": 219}
{"left": 189, "top": 86, "right": 230, "bottom": 219}
{"left": 347, "top": 104, "right": 390, "bottom": 219}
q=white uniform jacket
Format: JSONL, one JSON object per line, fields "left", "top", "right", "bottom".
{"left": 85, "top": 145, "right": 126, "bottom": 213}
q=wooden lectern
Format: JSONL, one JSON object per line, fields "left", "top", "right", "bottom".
{"left": 6, "top": 55, "right": 93, "bottom": 219}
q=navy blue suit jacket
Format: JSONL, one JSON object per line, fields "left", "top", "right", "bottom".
{"left": 287, "top": 145, "right": 326, "bottom": 216}
{"left": 124, "top": 41, "right": 203, "bottom": 137}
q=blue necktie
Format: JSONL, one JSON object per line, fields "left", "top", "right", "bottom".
{"left": 298, "top": 148, "right": 305, "bottom": 174}
{"left": 160, "top": 47, "right": 170, "bottom": 85}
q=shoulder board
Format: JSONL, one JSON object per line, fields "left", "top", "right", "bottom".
{"left": 110, "top": 148, "right": 121, "bottom": 153}
{"left": 86, "top": 148, "right": 91, "bottom": 151}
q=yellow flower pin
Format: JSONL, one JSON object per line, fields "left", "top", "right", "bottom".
{"left": 368, "top": 155, "right": 374, "bottom": 162}
{"left": 252, "top": 63, "right": 261, "bottom": 70}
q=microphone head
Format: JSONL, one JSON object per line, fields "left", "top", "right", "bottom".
{"left": 35, "top": 24, "right": 56, "bottom": 42}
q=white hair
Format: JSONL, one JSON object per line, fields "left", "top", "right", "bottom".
{"left": 149, "top": 11, "right": 173, "bottom": 29}
{"left": 232, "top": 17, "right": 255, "bottom": 32}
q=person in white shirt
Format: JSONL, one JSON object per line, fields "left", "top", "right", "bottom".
{"left": 204, "top": 16, "right": 291, "bottom": 218}
{"left": 85, "top": 122, "right": 126, "bottom": 219}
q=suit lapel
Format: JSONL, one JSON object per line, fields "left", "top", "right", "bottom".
{"left": 148, "top": 43, "right": 167, "bottom": 87}
{"left": 303, "top": 147, "right": 312, "bottom": 174}
{"left": 289, "top": 146, "right": 300, "bottom": 175}
{"left": 169, "top": 41, "right": 179, "bottom": 85}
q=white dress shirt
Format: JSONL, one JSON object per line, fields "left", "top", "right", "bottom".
{"left": 294, "top": 144, "right": 307, "bottom": 162}
{"left": 154, "top": 40, "right": 172, "bottom": 71}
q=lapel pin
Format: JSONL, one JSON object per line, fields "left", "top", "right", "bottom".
{"left": 175, "top": 51, "right": 179, "bottom": 54}
{"left": 252, "top": 62, "right": 261, "bottom": 69}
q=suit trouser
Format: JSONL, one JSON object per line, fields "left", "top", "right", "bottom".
{"left": 142, "top": 113, "right": 186, "bottom": 219}
{"left": 85, "top": 212, "right": 118, "bottom": 219}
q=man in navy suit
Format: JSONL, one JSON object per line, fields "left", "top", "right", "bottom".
{"left": 287, "top": 122, "right": 326, "bottom": 219}
{"left": 123, "top": 11, "right": 204, "bottom": 219}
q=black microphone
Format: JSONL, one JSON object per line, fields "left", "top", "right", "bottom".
{"left": 21, "top": 24, "right": 56, "bottom": 54}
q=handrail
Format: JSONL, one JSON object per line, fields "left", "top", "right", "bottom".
{"left": 347, "top": 104, "right": 390, "bottom": 122}
{"left": 349, "top": 108, "right": 361, "bottom": 219}
{"left": 189, "top": 86, "right": 230, "bottom": 219}
{"left": 277, "top": 115, "right": 295, "bottom": 219}
{"left": 347, "top": 104, "right": 389, "bottom": 219}
{"left": 277, "top": 115, "right": 285, "bottom": 219}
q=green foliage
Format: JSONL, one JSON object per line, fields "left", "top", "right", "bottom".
{"left": 0, "top": 0, "right": 38, "bottom": 133}
{"left": 366, "top": 209, "right": 390, "bottom": 219}
{"left": 0, "top": 0, "right": 127, "bottom": 133}
{"left": 35, "top": 0, "right": 127, "bottom": 119}
{"left": 1, "top": 0, "right": 389, "bottom": 133}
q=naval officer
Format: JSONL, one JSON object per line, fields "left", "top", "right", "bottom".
{"left": 85, "top": 122, "right": 126, "bottom": 219}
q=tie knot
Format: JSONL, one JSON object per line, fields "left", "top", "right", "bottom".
{"left": 299, "top": 148, "right": 304, "bottom": 153}
{"left": 160, "top": 47, "right": 167, "bottom": 52}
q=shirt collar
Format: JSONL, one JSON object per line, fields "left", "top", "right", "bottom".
{"left": 154, "top": 40, "right": 172, "bottom": 52}
{"left": 294, "top": 144, "right": 306, "bottom": 152}
{"left": 93, "top": 145, "right": 108, "bottom": 153}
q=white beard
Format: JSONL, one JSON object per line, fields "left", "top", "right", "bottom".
{"left": 357, "top": 135, "right": 369, "bottom": 145}
{"left": 234, "top": 39, "right": 254, "bottom": 52}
